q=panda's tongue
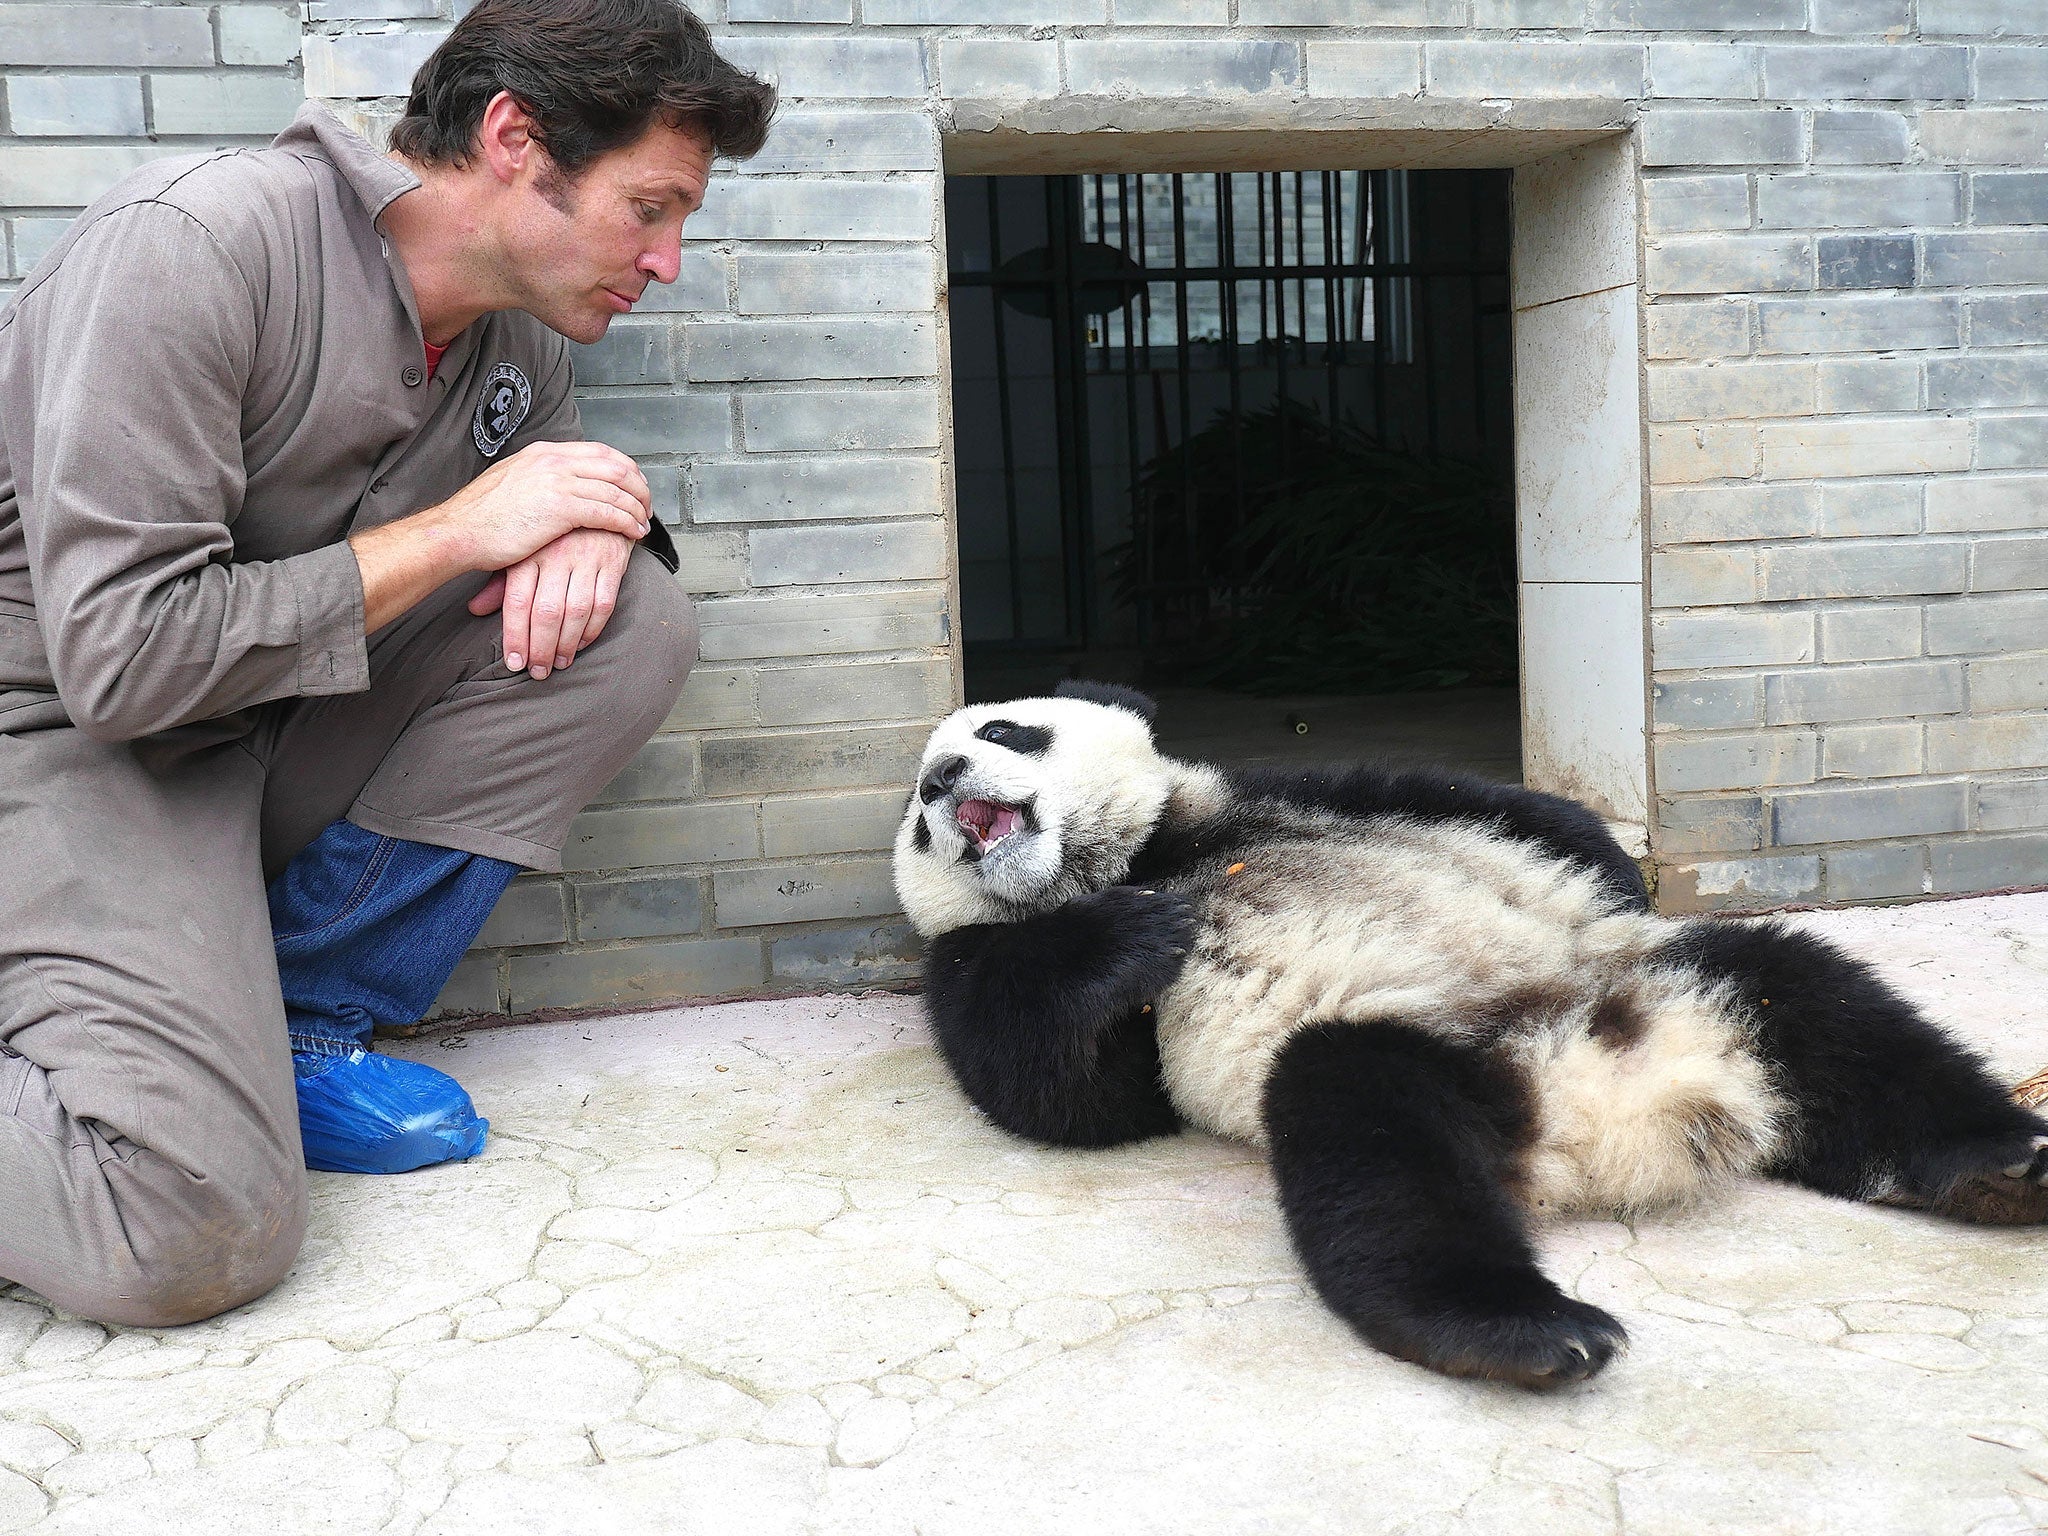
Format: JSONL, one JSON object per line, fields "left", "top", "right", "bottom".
{"left": 957, "top": 799, "right": 1020, "bottom": 848}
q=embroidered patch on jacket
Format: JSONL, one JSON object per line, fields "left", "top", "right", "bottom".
{"left": 472, "top": 361, "right": 532, "bottom": 459}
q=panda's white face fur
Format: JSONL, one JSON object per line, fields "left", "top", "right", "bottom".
{"left": 894, "top": 696, "right": 1192, "bottom": 937}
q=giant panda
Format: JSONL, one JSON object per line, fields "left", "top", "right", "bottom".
{"left": 892, "top": 680, "right": 2048, "bottom": 1390}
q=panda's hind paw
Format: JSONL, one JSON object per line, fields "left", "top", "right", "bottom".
{"left": 1397, "top": 1293, "right": 1628, "bottom": 1391}
{"left": 1922, "top": 1131, "right": 2048, "bottom": 1225}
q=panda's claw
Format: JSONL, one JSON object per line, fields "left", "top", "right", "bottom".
{"left": 2001, "top": 1133, "right": 2048, "bottom": 1181}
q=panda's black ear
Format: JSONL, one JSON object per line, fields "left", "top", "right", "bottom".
{"left": 1054, "top": 679, "right": 1159, "bottom": 724}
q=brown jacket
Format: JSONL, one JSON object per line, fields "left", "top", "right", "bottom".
{"left": 0, "top": 103, "right": 668, "bottom": 741}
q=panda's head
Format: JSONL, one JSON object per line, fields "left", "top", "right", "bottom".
{"left": 893, "top": 682, "right": 1178, "bottom": 937}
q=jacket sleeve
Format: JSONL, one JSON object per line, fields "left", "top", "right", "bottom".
{"left": 15, "top": 201, "right": 369, "bottom": 743}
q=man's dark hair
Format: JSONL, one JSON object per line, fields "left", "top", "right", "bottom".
{"left": 390, "top": 0, "right": 776, "bottom": 177}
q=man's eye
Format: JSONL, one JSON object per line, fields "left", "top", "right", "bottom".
{"left": 636, "top": 202, "right": 663, "bottom": 223}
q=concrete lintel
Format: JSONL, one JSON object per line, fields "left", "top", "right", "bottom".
{"left": 940, "top": 96, "right": 1632, "bottom": 174}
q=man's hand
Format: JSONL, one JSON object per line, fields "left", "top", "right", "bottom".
{"left": 469, "top": 527, "right": 635, "bottom": 678}
{"left": 349, "top": 441, "right": 653, "bottom": 634}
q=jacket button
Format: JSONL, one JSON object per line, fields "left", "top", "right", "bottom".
{"left": 402, "top": 365, "right": 424, "bottom": 387}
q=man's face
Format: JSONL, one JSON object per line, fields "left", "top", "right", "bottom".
{"left": 509, "top": 118, "right": 714, "bottom": 345}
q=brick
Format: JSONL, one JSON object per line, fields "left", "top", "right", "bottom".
{"left": 1819, "top": 722, "right": 1923, "bottom": 779}
{"left": 9, "top": 218, "right": 71, "bottom": 276}
{"left": 684, "top": 318, "right": 937, "bottom": 383}
{"left": 475, "top": 880, "right": 570, "bottom": 949}
{"left": 1645, "top": 43, "right": 1761, "bottom": 101}
{"left": 1821, "top": 482, "right": 1927, "bottom": 537}
{"left": 427, "top": 955, "right": 502, "bottom": 1020}
{"left": 757, "top": 657, "right": 950, "bottom": 727}
{"left": 1240, "top": 0, "right": 1464, "bottom": 21}
{"left": 1927, "top": 713, "right": 2048, "bottom": 773}
{"left": 1810, "top": 112, "right": 1911, "bottom": 167}
{"left": 863, "top": 0, "right": 1099, "bottom": 17}
{"left": 729, "top": 0, "right": 853, "bottom": 17}
{"left": 595, "top": 736, "right": 700, "bottom": 805}
{"left": 714, "top": 857, "right": 899, "bottom": 928}
{"left": 1918, "top": 0, "right": 2028, "bottom": 31}
{"left": 1978, "top": 778, "right": 2048, "bottom": 832}
{"left": 1645, "top": 236, "right": 1811, "bottom": 297}
{"left": 699, "top": 724, "right": 929, "bottom": 795}
{"left": 1926, "top": 477, "right": 2048, "bottom": 534}
{"left": 6, "top": 76, "right": 146, "bottom": 137}
{"left": 1969, "top": 653, "right": 2048, "bottom": 713}
{"left": 935, "top": 40, "right": 1059, "bottom": 99}
{"left": 1591, "top": 0, "right": 1800, "bottom": 24}
{"left": 1654, "top": 731, "right": 1815, "bottom": 793}
{"left": 0, "top": 145, "right": 174, "bottom": 209}
{"left": 0, "top": 5, "right": 213, "bottom": 67}
{"left": 1972, "top": 173, "right": 2048, "bottom": 226}
{"left": 1932, "top": 833, "right": 2048, "bottom": 894}
{"left": 1820, "top": 605, "right": 1922, "bottom": 662}
{"left": 1979, "top": 418, "right": 2048, "bottom": 471}
{"left": 770, "top": 921, "right": 920, "bottom": 987}
{"left": 1661, "top": 854, "right": 1822, "bottom": 911}
{"left": 509, "top": 938, "right": 765, "bottom": 1013}
{"left": 1759, "top": 418, "right": 1971, "bottom": 480}
{"left": 1755, "top": 295, "right": 1957, "bottom": 355}
{"left": 685, "top": 179, "right": 933, "bottom": 244}
{"left": 1649, "top": 423, "right": 1758, "bottom": 484}
{"left": 560, "top": 802, "right": 760, "bottom": 873}
{"left": 1647, "top": 361, "right": 1815, "bottom": 422}
{"left": 150, "top": 73, "right": 305, "bottom": 136}
{"left": 1652, "top": 484, "right": 1818, "bottom": 543}
{"left": 665, "top": 665, "right": 756, "bottom": 732}
{"left": 308, "top": 0, "right": 439, "bottom": 16}
{"left": 1651, "top": 611, "right": 1814, "bottom": 670}
{"left": 671, "top": 530, "right": 750, "bottom": 593}
{"left": 1772, "top": 780, "right": 1965, "bottom": 846}
{"left": 688, "top": 457, "right": 942, "bottom": 526}
{"left": 1764, "top": 660, "right": 1964, "bottom": 724}
{"left": 761, "top": 789, "right": 913, "bottom": 858}
{"left": 1303, "top": 43, "right": 1423, "bottom": 99}
{"left": 1643, "top": 176, "right": 1749, "bottom": 236}
{"left": 742, "top": 389, "right": 941, "bottom": 452}
{"left": 736, "top": 248, "right": 935, "bottom": 316}
{"left": 1655, "top": 794, "right": 1765, "bottom": 854}
{"left": 716, "top": 38, "right": 929, "bottom": 100}
{"left": 1972, "top": 536, "right": 2048, "bottom": 593}
{"left": 1816, "top": 235, "right": 1915, "bottom": 291}
{"left": 740, "top": 111, "right": 936, "bottom": 175}
{"left": 1809, "top": 0, "right": 1910, "bottom": 31}
{"left": 1975, "top": 48, "right": 2048, "bottom": 103}
{"left": 1923, "top": 231, "right": 2048, "bottom": 289}
{"left": 697, "top": 591, "right": 947, "bottom": 661}
{"left": 217, "top": 6, "right": 304, "bottom": 66}
{"left": 634, "top": 248, "right": 729, "bottom": 314}
{"left": 1065, "top": 40, "right": 1301, "bottom": 98}
{"left": 1642, "top": 110, "right": 1804, "bottom": 169}
{"left": 1969, "top": 293, "right": 2048, "bottom": 349}
{"left": 1761, "top": 47, "right": 1969, "bottom": 103}
{"left": 302, "top": 29, "right": 446, "bottom": 98}
{"left": 1472, "top": 0, "right": 1586, "bottom": 21}
{"left": 580, "top": 394, "right": 731, "bottom": 458}
{"left": 1758, "top": 174, "right": 1959, "bottom": 231}
{"left": 1426, "top": 42, "right": 1643, "bottom": 99}
{"left": 1115, "top": 0, "right": 1233, "bottom": 21}
{"left": 569, "top": 323, "right": 671, "bottom": 387}
{"left": 1928, "top": 593, "right": 2048, "bottom": 656}
{"left": 1823, "top": 843, "right": 1928, "bottom": 902}
{"left": 1651, "top": 548, "right": 1756, "bottom": 606}
{"left": 574, "top": 875, "right": 707, "bottom": 942}
{"left": 1652, "top": 675, "right": 1762, "bottom": 731}
{"left": 1928, "top": 356, "right": 2048, "bottom": 413}
{"left": 1817, "top": 359, "right": 1919, "bottom": 415}
{"left": 1644, "top": 301, "right": 1751, "bottom": 362}
{"left": 1759, "top": 540, "right": 1965, "bottom": 603}
{"left": 750, "top": 520, "right": 948, "bottom": 585}
{"left": 1919, "top": 111, "right": 2048, "bottom": 167}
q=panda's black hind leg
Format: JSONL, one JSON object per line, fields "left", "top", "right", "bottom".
{"left": 1263, "top": 1020, "right": 1625, "bottom": 1390}
{"left": 1660, "top": 918, "right": 2048, "bottom": 1225}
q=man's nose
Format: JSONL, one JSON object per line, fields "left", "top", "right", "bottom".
{"left": 640, "top": 230, "right": 683, "bottom": 286}
{"left": 920, "top": 755, "right": 968, "bottom": 804}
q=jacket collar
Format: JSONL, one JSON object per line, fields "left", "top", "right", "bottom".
{"left": 271, "top": 101, "right": 420, "bottom": 226}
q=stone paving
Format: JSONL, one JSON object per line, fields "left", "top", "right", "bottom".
{"left": 3, "top": 894, "right": 2048, "bottom": 1535}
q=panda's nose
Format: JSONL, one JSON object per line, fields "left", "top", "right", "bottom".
{"left": 920, "top": 754, "right": 968, "bottom": 804}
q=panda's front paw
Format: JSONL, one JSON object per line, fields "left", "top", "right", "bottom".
{"left": 1074, "top": 884, "right": 1198, "bottom": 994}
{"left": 1922, "top": 1131, "right": 2048, "bottom": 1225}
{"left": 1400, "top": 1292, "right": 1628, "bottom": 1391}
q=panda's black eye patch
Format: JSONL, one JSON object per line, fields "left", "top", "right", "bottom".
{"left": 975, "top": 719, "right": 1052, "bottom": 755}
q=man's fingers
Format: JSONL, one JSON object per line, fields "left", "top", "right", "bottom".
{"left": 555, "top": 560, "right": 599, "bottom": 668}
{"left": 467, "top": 571, "right": 507, "bottom": 618}
{"left": 500, "top": 559, "right": 539, "bottom": 673}
{"left": 583, "top": 553, "right": 625, "bottom": 648}
{"left": 525, "top": 561, "right": 573, "bottom": 680}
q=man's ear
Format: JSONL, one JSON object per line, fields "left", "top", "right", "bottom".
{"left": 475, "top": 90, "right": 540, "bottom": 187}
{"left": 1054, "top": 679, "right": 1159, "bottom": 725}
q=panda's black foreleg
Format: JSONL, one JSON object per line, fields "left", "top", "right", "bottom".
{"left": 922, "top": 884, "right": 1193, "bottom": 1149}
{"left": 1660, "top": 918, "right": 2048, "bottom": 1224}
{"left": 1263, "top": 1020, "right": 1626, "bottom": 1390}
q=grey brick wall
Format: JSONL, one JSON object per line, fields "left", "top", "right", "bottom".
{"left": 17, "top": 0, "right": 2048, "bottom": 1010}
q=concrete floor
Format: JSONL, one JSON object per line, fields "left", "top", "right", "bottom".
{"left": 3, "top": 893, "right": 2047, "bottom": 1535}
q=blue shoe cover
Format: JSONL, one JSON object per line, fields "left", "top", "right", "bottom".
{"left": 293, "top": 1048, "right": 489, "bottom": 1175}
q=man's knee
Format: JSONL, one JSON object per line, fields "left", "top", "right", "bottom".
{"left": 599, "top": 549, "right": 697, "bottom": 718}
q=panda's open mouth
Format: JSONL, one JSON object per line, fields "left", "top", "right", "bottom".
{"left": 956, "top": 797, "right": 1027, "bottom": 859}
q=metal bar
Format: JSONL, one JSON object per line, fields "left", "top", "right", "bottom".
{"left": 985, "top": 179, "right": 1026, "bottom": 642}
{"left": 1171, "top": 173, "right": 1196, "bottom": 636}
{"left": 1047, "top": 176, "right": 1095, "bottom": 651}
{"left": 1220, "top": 172, "right": 1245, "bottom": 548}
{"left": 1369, "top": 171, "right": 1387, "bottom": 443}
{"left": 1118, "top": 173, "right": 1146, "bottom": 649}
{"left": 1270, "top": 172, "right": 1289, "bottom": 482}
{"left": 1322, "top": 169, "right": 1339, "bottom": 428}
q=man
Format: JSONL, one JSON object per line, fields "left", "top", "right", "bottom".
{"left": 0, "top": 0, "right": 774, "bottom": 1326}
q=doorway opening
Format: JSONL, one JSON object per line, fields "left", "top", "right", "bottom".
{"left": 945, "top": 168, "right": 1518, "bottom": 779}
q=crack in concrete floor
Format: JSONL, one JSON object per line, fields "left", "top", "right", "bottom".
{"left": 2, "top": 894, "right": 2047, "bottom": 1534}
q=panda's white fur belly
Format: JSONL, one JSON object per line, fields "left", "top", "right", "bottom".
{"left": 1151, "top": 813, "right": 1789, "bottom": 1215}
